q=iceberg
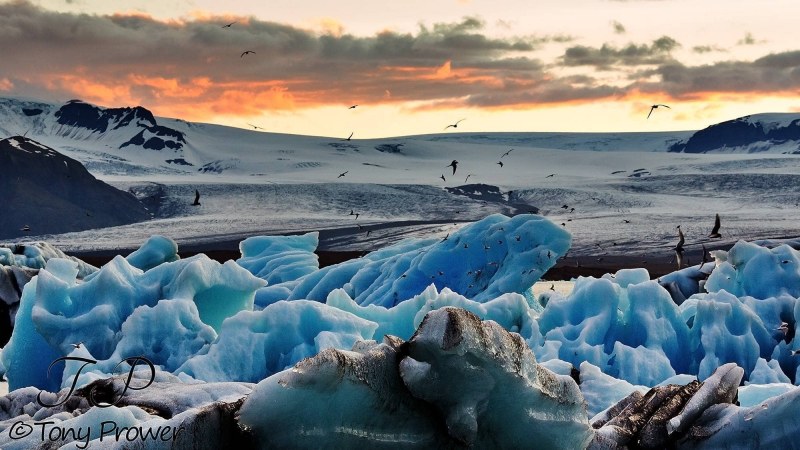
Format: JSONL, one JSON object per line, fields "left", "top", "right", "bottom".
{"left": 238, "top": 308, "right": 593, "bottom": 449}
{"left": 254, "top": 213, "right": 570, "bottom": 307}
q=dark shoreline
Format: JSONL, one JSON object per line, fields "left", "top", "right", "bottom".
{"left": 66, "top": 247, "right": 723, "bottom": 280}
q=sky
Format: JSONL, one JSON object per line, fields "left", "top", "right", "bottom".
{"left": 2, "top": 0, "right": 800, "bottom": 137}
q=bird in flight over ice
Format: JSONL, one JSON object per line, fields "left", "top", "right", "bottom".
{"left": 501, "top": 149, "right": 513, "bottom": 158}
{"left": 447, "top": 160, "right": 459, "bottom": 175}
{"left": 338, "top": 171, "right": 349, "bottom": 178}
{"left": 444, "top": 119, "right": 465, "bottom": 130}
{"left": 708, "top": 213, "right": 722, "bottom": 238}
{"left": 647, "top": 104, "right": 670, "bottom": 119}
{"left": 343, "top": 132, "right": 353, "bottom": 141}
{"left": 497, "top": 161, "right": 504, "bottom": 168}
{"left": 240, "top": 50, "right": 256, "bottom": 57}
{"left": 222, "top": 21, "right": 236, "bottom": 28}
{"left": 247, "top": 124, "right": 264, "bottom": 130}
{"left": 440, "top": 174, "right": 446, "bottom": 182}
{"left": 349, "top": 105, "right": 358, "bottom": 109}
{"left": 192, "top": 189, "right": 201, "bottom": 206}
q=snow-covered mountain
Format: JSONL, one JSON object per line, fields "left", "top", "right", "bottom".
{"left": 4, "top": 96, "right": 800, "bottom": 262}
{"left": 0, "top": 135, "right": 149, "bottom": 239}
{"left": 4, "top": 97, "right": 800, "bottom": 181}
{"left": 669, "top": 113, "right": 800, "bottom": 153}
{"left": 0, "top": 97, "right": 697, "bottom": 180}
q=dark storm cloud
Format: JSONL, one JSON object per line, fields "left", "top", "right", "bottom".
{"left": 0, "top": 1, "right": 798, "bottom": 115}
{"left": 634, "top": 50, "right": 800, "bottom": 98}
{"left": 0, "top": 1, "right": 589, "bottom": 111}
{"left": 562, "top": 36, "right": 680, "bottom": 68}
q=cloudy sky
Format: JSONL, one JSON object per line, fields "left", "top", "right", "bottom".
{"left": 1, "top": 0, "right": 799, "bottom": 137}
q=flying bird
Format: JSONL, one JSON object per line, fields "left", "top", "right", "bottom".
{"left": 501, "top": 149, "right": 513, "bottom": 158}
{"left": 647, "top": 104, "right": 671, "bottom": 119}
{"left": 343, "top": 131, "right": 354, "bottom": 141}
{"left": 338, "top": 171, "right": 348, "bottom": 178}
{"left": 497, "top": 161, "right": 504, "bottom": 168}
{"left": 240, "top": 50, "right": 256, "bottom": 57}
{"left": 192, "top": 189, "right": 201, "bottom": 206}
{"left": 465, "top": 173, "right": 475, "bottom": 183}
{"left": 441, "top": 233, "right": 449, "bottom": 242}
{"left": 446, "top": 160, "right": 459, "bottom": 175}
{"left": 440, "top": 174, "right": 446, "bottom": 182}
{"left": 349, "top": 105, "right": 358, "bottom": 109}
{"left": 70, "top": 342, "right": 83, "bottom": 349}
{"left": 222, "top": 21, "right": 236, "bottom": 28}
{"left": 354, "top": 213, "right": 360, "bottom": 220}
{"left": 674, "top": 225, "right": 685, "bottom": 268}
{"left": 20, "top": 225, "right": 30, "bottom": 232}
{"left": 708, "top": 213, "right": 722, "bottom": 238}
{"left": 545, "top": 173, "right": 555, "bottom": 178}
{"left": 247, "top": 123, "right": 264, "bottom": 130}
{"left": 444, "top": 119, "right": 465, "bottom": 130}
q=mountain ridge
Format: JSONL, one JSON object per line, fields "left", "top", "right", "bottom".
{"left": 0, "top": 135, "right": 150, "bottom": 239}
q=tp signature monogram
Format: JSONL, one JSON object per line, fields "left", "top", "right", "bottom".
{"left": 36, "top": 356, "right": 156, "bottom": 408}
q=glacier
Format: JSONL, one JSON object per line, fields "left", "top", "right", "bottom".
{"left": 2, "top": 213, "right": 800, "bottom": 448}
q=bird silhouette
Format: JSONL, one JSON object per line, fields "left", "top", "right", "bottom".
{"left": 497, "top": 161, "right": 504, "bottom": 168}
{"left": 440, "top": 174, "right": 446, "bottom": 182}
{"left": 446, "top": 160, "right": 459, "bottom": 175}
{"left": 501, "top": 149, "right": 513, "bottom": 158}
{"left": 338, "top": 171, "right": 348, "bottom": 178}
{"left": 623, "top": 219, "right": 631, "bottom": 223}
{"left": 464, "top": 173, "right": 474, "bottom": 183}
{"left": 192, "top": 189, "right": 201, "bottom": 206}
{"left": 708, "top": 213, "right": 722, "bottom": 238}
{"left": 247, "top": 123, "right": 264, "bottom": 130}
{"left": 444, "top": 119, "right": 465, "bottom": 130}
{"left": 647, "top": 104, "right": 671, "bottom": 119}
{"left": 20, "top": 225, "right": 30, "bottom": 232}
{"left": 349, "top": 105, "right": 358, "bottom": 109}
{"left": 343, "top": 131, "right": 353, "bottom": 141}
{"left": 674, "top": 225, "right": 685, "bottom": 268}
{"left": 240, "top": 50, "right": 256, "bottom": 57}
{"left": 441, "top": 233, "right": 449, "bottom": 242}
{"left": 545, "top": 173, "right": 555, "bottom": 178}
{"left": 222, "top": 21, "right": 236, "bottom": 28}
{"left": 71, "top": 342, "right": 83, "bottom": 349}
{"left": 354, "top": 213, "right": 360, "bottom": 220}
